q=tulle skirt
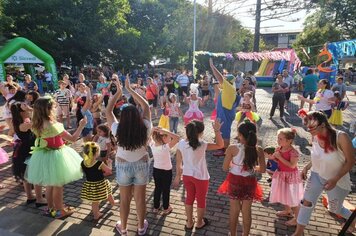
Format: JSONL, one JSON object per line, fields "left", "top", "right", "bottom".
{"left": 0, "top": 148, "right": 9, "bottom": 164}
{"left": 218, "top": 173, "right": 263, "bottom": 201}
{"left": 26, "top": 146, "right": 83, "bottom": 186}
{"left": 269, "top": 170, "right": 304, "bottom": 207}
{"left": 158, "top": 115, "right": 170, "bottom": 130}
{"left": 235, "top": 111, "right": 260, "bottom": 123}
{"left": 329, "top": 110, "right": 343, "bottom": 126}
{"left": 184, "top": 110, "right": 204, "bottom": 125}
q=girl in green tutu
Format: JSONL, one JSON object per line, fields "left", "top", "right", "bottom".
{"left": 26, "top": 97, "right": 87, "bottom": 219}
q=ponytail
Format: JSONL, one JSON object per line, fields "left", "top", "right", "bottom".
{"left": 186, "top": 120, "right": 204, "bottom": 150}
{"left": 238, "top": 121, "right": 258, "bottom": 170}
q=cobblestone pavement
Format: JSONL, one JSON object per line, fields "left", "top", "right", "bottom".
{"left": 0, "top": 87, "right": 355, "bottom": 236}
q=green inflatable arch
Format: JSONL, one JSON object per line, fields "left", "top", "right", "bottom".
{"left": 0, "top": 37, "right": 57, "bottom": 86}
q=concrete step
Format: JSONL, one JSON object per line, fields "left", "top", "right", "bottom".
{"left": 0, "top": 207, "right": 115, "bottom": 236}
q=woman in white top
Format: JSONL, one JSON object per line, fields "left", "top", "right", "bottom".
{"left": 173, "top": 119, "right": 224, "bottom": 230}
{"left": 293, "top": 111, "right": 355, "bottom": 235}
{"left": 106, "top": 76, "right": 151, "bottom": 236}
{"left": 298, "top": 79, "right": 335, "bottom": 118}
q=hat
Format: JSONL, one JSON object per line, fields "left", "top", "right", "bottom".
{"left": 225, "top": 74, "right": 235, "bottom": 82}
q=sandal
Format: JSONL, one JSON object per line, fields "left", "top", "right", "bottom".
{"left": 137, "top": 219, "right": 148, "bottom": 235}
{"left": 195, "top": 217, "right": 209, "bottom": 230}
{"left": 184, "top": 219, "right": 195, "bottom": 231}
{"left": 115, "top": 220, "right": 128, "bottom": 235}
{"left": 162, "top": 206, "right": 173, "bottom": 215}
{"left": 285, "top": 218, "right": 297, "bottom": 226}
{"left": 276, "top": 211, "right": 293, "bottom": 217}
{"left": 53, "top": 207, "right": 75, "bottom": 219}
{"left": 152, "top": 208, "right": 159, "bottom": 213}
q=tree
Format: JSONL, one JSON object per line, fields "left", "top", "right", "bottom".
{"left": 293, "top": 13, "right": 342, "bottom": 65}
{"left": 2, "top": 0, "right": 132, "bottom": 66}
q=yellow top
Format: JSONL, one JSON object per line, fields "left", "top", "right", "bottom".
{"left": 221, "top": 79, "right": 236, "bottom": 110}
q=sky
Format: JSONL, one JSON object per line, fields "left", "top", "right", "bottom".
{"left": 194, "top": 0, "right": 312, "bottom": 33}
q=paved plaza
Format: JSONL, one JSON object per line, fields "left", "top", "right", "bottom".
{"left": 0, "top": 87, "right": 355, "bottom": 236}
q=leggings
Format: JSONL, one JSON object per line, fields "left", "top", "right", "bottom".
{"left": 270, "top": 94, "right": 286, "bottom": 117}
{"left": 153, "top": 168, "right": 172, "bottom": 210}
{"left": 183, "top": 175, "right": 209, "bottom": 208}
{"left": 297, "top": 171, "right": 351, "bottom": 226}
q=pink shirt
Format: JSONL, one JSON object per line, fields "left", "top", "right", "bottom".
{"left": 276, "top": 147, "right": 299, "bottom": 172}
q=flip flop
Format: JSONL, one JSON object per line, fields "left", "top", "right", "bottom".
{"left": 184, "top": 220, "right": 195, "bottom": 231}
{"left": 115, "top": 220, "right": 128, "bottom": 236}
{"left": 137, "top": 219, "right": 148, "bottom": 236}
{"left": 195, "top": 217, "right": 209, "bottom": 230}
{"left": 276, "top": 211, "right": 293, "bottom": 217}
{"left": 162, "top": 206, "right": 173, "bottom": 215}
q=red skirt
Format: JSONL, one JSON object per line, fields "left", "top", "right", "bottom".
{"left": 218, "top": 173, "right": 263, "bottom": 201}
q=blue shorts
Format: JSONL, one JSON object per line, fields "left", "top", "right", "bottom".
{"left": 81, "top": 127, "right": 93, "bottom": 137}
{"left": 303, "top": 91, "right": 316, "bottom": 99}
{"left": 116, "top": 158, "right": 150, "bottom": 186}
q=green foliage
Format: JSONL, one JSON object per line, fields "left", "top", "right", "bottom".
{"left": 293, "top": 20, "right": 342, "bottom": 65}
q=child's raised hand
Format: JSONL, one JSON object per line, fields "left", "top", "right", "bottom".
{"left": 212, "top": 118, "right": 223, "bottom": 132}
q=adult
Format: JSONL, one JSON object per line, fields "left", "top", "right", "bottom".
{"left": 209, "top": 58, "right": 240, "bottom": 156}
{"left": 292, "top": 111, "right": 355, "bottom": 235}
{"left": 0, "top": 83, "right": 17, "bottom": 136}
{"left": 135, "top": 77, "right": 146, "bottom": 98}
{"left": 35, "top": 72, "right": 45, "bottom": 94}
{"left": 164, "top": 72, "right": 175, "bottom": 94}
{"left": 106, "top": 77, "right": 151, "bottom": 236}
{"left": 75, "top": 73, "right": 92, "bottom": 91}
{"left": 298, "top": 79, "right": 335, "bottom": 118}
{"left": 282, "top": 69, "right": 294, "bottom": 108}
{"left": 199, "top": 75, "right": 210, "bottom": 98}
{"left": 331, "top": 76, "right": 347, "bottom": 100}
{"left": 269, "top": 74, "right": 289, "bottom": 120}
{"left": 235, "top": 71, "right": 244, "bottom": 92}
{"left": 300, "top": 69, "right": 318, "bottom": 111}
{"left": 96, "top": 73, "right": 110, "bottom": 107}
{"left": 23, "top": 74, "right": 38, "bottom": 92}
{"left": 44, "top": 70, "right": 54, "bottom": 93}
{"left": 4, "top": 75, "right": 20, "bottom": 90}
{"left": 176, "top": 70, "right": 190, "bottom": 101}
{"left": 245, "top": 71, "right": 257, "bottom": 88}
{"left": 146, "top": 77, "right": 159, "bottom": 118}
{"left": 239, "top": 79, "right": 255, "bottom": 97}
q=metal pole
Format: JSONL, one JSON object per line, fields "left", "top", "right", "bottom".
{"left": 193, "top": 0, "right": 196, "bottom": 77}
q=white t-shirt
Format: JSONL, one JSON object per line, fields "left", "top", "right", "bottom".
{"left": 97, "top": 136, "right": 110, "bottom": 151}
{"left": 177, "top": 139, "right": 209, "bottom": 180}
{"left": 45, "top": 72, "right": 52, "bottom": 82}
{"left": 283, "top": 75, "right": 294, "bottom": 88}
{"left": 150, "top": 143, "right": 172, "bottom": 170}
{"left": 314, "top": 89, "right": 334, "bottom": 111}
{"left": 111, "top": 119, "right": 152, "bottom": 162}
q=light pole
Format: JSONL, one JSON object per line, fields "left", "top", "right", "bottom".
{"left": 152, "top": 56, "right": 156, "bottom": 75}
{"left": 193, "top": 0, "right": 196, "bottom": 77}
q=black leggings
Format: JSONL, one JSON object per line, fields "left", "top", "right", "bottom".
{"left": 153, "top": 168, "right": 172, "bottom": 210}
{"left": 270, "top": 95, "right": 286, "bottom": 117}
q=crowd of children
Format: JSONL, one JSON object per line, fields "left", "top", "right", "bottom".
{"left": 0, "top": 65, "right": 355, "bottom": 236}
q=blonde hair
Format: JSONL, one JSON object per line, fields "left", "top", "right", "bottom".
{"left": 277, "top": 128, "right": 296, "bottom": 141}
{"left": 83, "top": 142, "right": 100, "bottom": 166}
{"left": 32, "top": 97, "right": 56, "bottom": 135}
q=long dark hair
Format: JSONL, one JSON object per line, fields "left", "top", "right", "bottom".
{"left": 7, "top": 90, "right": 26, "bottom": 106}
{"left": 76, "top": 96, "right": 86, "bottom": 125}
{"left": 116, "top": 105, "right": 148, "bottom": 150}
{"left": 186, "top": 120, "right": 204, "bottom": 150}
{"left": 307, "top": 111, "right": 336, "bottom": 152}
{"left": 10, "top": 102, "right": 25, "bottom": 134}
{"left": 319, "top": 79, "right": 331, "bottom": 90}
{"left": 238, "top": 122, "right": 258, "bottom": 170}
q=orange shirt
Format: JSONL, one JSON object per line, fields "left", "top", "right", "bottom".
{"left": 146, "top": 84, "right": 158, "bottom": 100}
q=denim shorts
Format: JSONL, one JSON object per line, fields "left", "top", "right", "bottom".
{"left": 116, "top": 158, "right": 150, "bottom": 186}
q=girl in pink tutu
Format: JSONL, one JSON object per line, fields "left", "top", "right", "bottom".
{"left": 269, "top": 128, "right": 304, "bottom": 226}
{"left": 183, "top": 83, "right": 207, "bottom": 126}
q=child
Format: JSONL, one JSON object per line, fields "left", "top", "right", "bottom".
{"left": 235, "top": 91, "right": 260, "bottom": 125}
{"left": 10, "top": 102, "right": 47, "bottom": 206}
{"left": 81, "top": 142, "right": 117, "bottom": 220}
{"left": 76, "top": 86, "right": 94, "bottom": 142}
{"left": 55, "top": 80, "right": 72, "bottom": 129}
{"left": 218, "top": 121, "right": 266, "bottom": 236}
{"left": 25, "top": 97, "right": 87, "bottom": 218}
{"left": 183, "top": 84, "right": 207, "bottom": 126}
{"left": 93, "top": 124, "right": 116, "bottom": 164}
{"left": 158, "top": 99, "right": 170, "bottom": 130}
{"left": 329, "top": 91, "right": 348, "bottom": 126}
{"left": 150, "top": 127, "right": 180, "bottom": 214}
{"left": 164, "top": 87, "right": 183, "bottom": 133}
{"left": 90, "top": 93, "right": 104, "bottom": 133}
{"left": 269, "top": 128, "right": 304, "bottom": 226}
{"left": 264, "top": 146, "right": 277, "bottom": 183}
{"left": 173, "top": 119, "right": 224, "bottom": 230}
